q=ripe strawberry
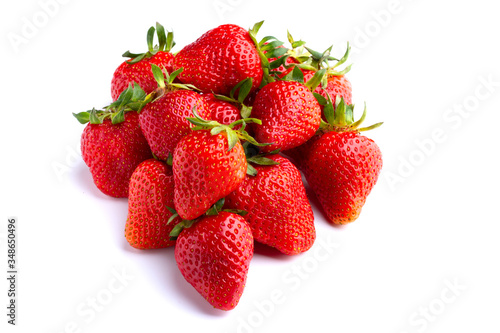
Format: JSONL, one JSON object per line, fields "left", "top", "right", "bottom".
{"left": 173, "top": 23, "right": 264, "bottom": 95}
{"left": 251, "top": 80, "right": 322, "bottom": 152}
{"left": 301, "top": 99, "right": 383, "bottom": 224}
{"left": 139, "top": 65, "right": 211, "bottom": 161}
{"left": 111, "top": 22, "right": 175, "bottom": 100}
{"left": 74, "top": 84, "right": 152, "bottom": 198}
{"left": 202, "top": 93, "right": 241, "bottom": 126}
{"left": 173, "top": 130, "right": 246, "bottom": 220}
{"left": 225, "top": 154, "right": 315, "bottom": 255}
{"left": 125, "top": 159, "right": 181, "bottom": 249}
{"left": 174, "top": 211, "right": 253, "bottom": 310}
{"left": 172, "top": 112, "right": 264, "bottom": 220}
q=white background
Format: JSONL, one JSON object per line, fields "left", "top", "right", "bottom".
{"left": 1, "top": 0, "right": 499, "bottom": 332}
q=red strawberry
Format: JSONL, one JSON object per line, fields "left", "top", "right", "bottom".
{"left": 251, "top": 80, "right": 321, "bottom": 152}
{"left": 202, "top": 93, "right": 241, "bottom": 126}
{"left": 125, "top": 159, "right": 181, "bottom": 249}
{"left": 172, "top": 112, "right": 263, "bottom": 220}
{"left": 111, "top": 22, "right": 175, "bottom": 100}
{"left": 225, "top": 155, "right": 315, "bottom": 255}
{"left": 74, "top": 85, "right": 152, "bottom": 198}
{"left": 173, "top": 23, "right": 263, "bottom": 95}
{"left": 301, "top": 99, "right": 383, "bottom": 224}
{"left": 173, "top": 130, "right": 246, "bottom": 220}
{"left": 174, "top": 212, "right": 253, "bottom": 310}
{"left": 138, "top": 65, "right": 211, "bottom": 161}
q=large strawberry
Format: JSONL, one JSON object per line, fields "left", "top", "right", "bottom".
{"left": 225, "top": 154, "right": 315, "bottom": 255}
{"left": 74, "top": 84, "right": 152, "bottom": 198}
{"left": 111, "top": 22, "right": 175, "bottom": 100}
{"left": 172, "top": 112, "right": 264, "bottom": 220}
{"left": 301, "top": 98, "right": 383, "bottom": 224}
{"left": 139, "top": 65, "right": 210, "bottom": 161}
{"left": 174, "top": 211, "right": 253, "bottom": 310}
{"left": 125, "top": 159, "right": 181, "bottom": 249}
{"left": 173, "top": 22, "right": 265, "bottom": 95}
{"left": 251, "top": 79, "right": 322, "bottom": 152}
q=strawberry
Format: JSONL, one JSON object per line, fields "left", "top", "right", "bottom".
{"left": 202, "top": 93, "right": 241, "bottom": 126}
{"left": 173, "top": 22, "right": 265, "bottom": 95}
{"left": 125, "top": 159, "right": 181, "bottom": 249}
{"left": 174, "top": 211, "right": 253, "bottom": 310}
{"left": 173, "top": 130, "right": 246, "bottom": 220}
{"left": 251, "top": 80, "right": 322, "bottom": 152}
{"left": 74, "top": 84, "right": 152, "bottom": 198}
{"left": 172, "top": 112, "right": 264, "bottom": 220}
{"left": 301, "top": 98, "right": 383, "bottom": 224}
{"left": 111, "top": 22, "right": 175, "bottom": 101}
{"left": 138, "top": 65, "right": 211, "bottom": 161}
{"left": 225, "top": 154, "right": 315, "bottom": 255}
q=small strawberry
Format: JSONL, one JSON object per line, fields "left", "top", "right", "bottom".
{"left": 73, "top": 84, "right": 152, "bottom": 198}
{"left": 202, "top": 94, "right": 241, "bottom": 126}
{"left": 125, "top": 159, "right": 181, "bottom": 249}
{"left": 172, "top": 111, "right": 264, "bottom": 220}
{"left": 111, "top": 22, "right": 175, "bottom": 100}
{"left": 173, "top": 22, "right": 269, "bottom": 95}
{"left": 301, "top": 98, "right": 383, "bottom": 224}
{"left": 174, "top": 211, "right": 253, "bottom": 310}
{"left": 225, "top": 153, "right": 315, "bottom": 255}
{"left": 139, "top": 65, "right": 211, "bottom": 161}
{"left": 251, "top": 79, "right": 322, "bottom": 152}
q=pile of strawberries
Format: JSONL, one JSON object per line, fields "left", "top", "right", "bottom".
{"left": 74, "top": 21, "right": 383, "bottom": 310}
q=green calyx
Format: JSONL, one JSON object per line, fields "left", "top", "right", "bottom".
{"left": 186, "top": 107, "right": 270, "bottom": 152}
{"left": 143, "top": 64, "right": 199, "bottom": 104}
{"left": 316, "top": 95, "right": 383, "bottom": 133}
{"left": 214, "top": 77, "right": 253, "bottom": 118}
{"left": 166, "top": 206, "right": 195, "bottom": 241}
{"left": 123, "top": 22, "right": 175, "bottom": 64}
{"left": 73, "top": 83, "right": 147, "bottom": 125}
{"left": 243, "top": 142, "right": 280, "bottom": 176}
{"left": 249, "top": 21, "right": 288, "bottom": 87}
{"left": 167, "top": 199, "right": 247, "bottom": 240}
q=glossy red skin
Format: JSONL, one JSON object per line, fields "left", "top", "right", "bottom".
{"left": 251, "top": 80, "right": 321, "bottom": 152}
{"left": 202, "top": 94, "right": 241, "bottom": 126}
{"left": 81, "top": 112, "right": 152, "bottom": 198}
{"left": 302, "top": 131, "right": 382, "bottom": 224}
{"left": 173, "top": 24, "right": 263, "bottom": 95}
{"left": 139, "top": 90, "right": 210, "bottom": 161}
{"left": 175, "top": 212, "right": 253, "bottom": 310}
{"left": 225, "top": 155, "right": 315, "bottom": 255}
{"left": 125, "top": 159, "right": 181, "bottom": 249}
{"left": 173, "top": 130, "right": 246, "bottom": 220}
{"left": 111, "top": 51, "right": 174, "bottom": 101}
